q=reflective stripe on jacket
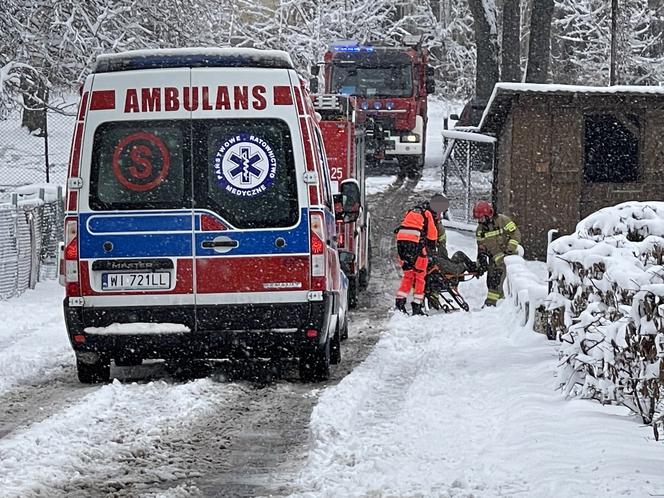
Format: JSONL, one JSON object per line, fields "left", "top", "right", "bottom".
{"left": 476, "top": 213, "right": 521, "bottom": 262}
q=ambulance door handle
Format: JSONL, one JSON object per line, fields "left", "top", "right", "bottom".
{"left": 202, "top": 240, "right": 239, "bottom": 248}
{"left": 201, "top": 236, "right": 239, "bottom": 254}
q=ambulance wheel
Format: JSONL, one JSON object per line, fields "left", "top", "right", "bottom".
{"left": 348, "top": 277, "right": 359, "bottom": 309}
{"left": 299, "top": 338, "right": 330, "bottom": 382}
{"left": 76, "top": 356, "right": 110, "bottom": 384}
{"left": 359, "top": 241, "right": 372, "bottom": 291}
{"left": 330, "top": 323, "right": 342, "bottom": 365}
{"left": 340, "top": 314, "right": 349, "bottom": 341}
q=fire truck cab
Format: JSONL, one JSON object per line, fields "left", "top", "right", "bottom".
{"left": 314, "top": 36, "right": 435, "bottom": 178}
{"left": 313, "top": 94, "right": 371, "bottom": 310}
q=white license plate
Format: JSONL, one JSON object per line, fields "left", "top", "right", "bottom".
{"left": 101, "top": 272, "right": 171, "bottom": 291}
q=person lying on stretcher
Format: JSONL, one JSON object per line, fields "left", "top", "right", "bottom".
{"left": 425, "top": 198, "right": 487, "bottom": 311}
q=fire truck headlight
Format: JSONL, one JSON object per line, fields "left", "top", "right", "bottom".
{"left": 400, "top": 133, "right": 420, "bottom": 143}
{"left": 361, "top": 101, "right": 369, "bottom": 110}
{"left": 386, "top": 101, "right": 395, "bottom": 110}
{"left": 373, "top": 101, "right": 382, "bottom": 110}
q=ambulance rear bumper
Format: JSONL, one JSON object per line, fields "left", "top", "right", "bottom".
{"left": 63, "top": 294, "right": 337, "bottom": 359}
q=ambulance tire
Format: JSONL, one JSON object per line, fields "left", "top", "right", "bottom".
{"left": 348, "top": 277, "right": 359, "bottom": 309}
{"left": 359, "top": 240, "right": 372, "bottom": 291}
{"left": 330, "top": 322, "right": 342, "bottom": 365}
{"left": 299, "top": 337, "right": 331, "bottom": 382}
{"left": 76, "top": 356, "right": 110, "bottom": 384}
{"left": 340, "top": 313, "right": 349, "bottom": 341}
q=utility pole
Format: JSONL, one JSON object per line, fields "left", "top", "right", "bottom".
{"left": 610, "top": 0, "right": 619, "bottom": 85}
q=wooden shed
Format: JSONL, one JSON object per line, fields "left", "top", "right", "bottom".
{"left": 479, "top": 83, "right": 664, "bottom": 260}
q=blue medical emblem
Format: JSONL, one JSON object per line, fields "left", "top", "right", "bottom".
{"left": 213, "top": 133, "right": 277, "bottom": 197}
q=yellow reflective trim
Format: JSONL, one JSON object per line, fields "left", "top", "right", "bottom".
{"left": 438, "top": 233, "right": 446, "bottom": 242}
{"left": 504, "top": 221, "right": 517, "bottom": 232}
{"left": 486, "top": 291, "right": 503, "bottom": 301}
{"left": 508, "top": 239, "right": 519, "bottom": 249}
{"left": 494, "top": 252, "right": 505, "bottom": 263}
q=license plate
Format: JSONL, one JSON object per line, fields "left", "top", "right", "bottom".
{"left": 101, "top": 272, "right": 171, "bottom": 291}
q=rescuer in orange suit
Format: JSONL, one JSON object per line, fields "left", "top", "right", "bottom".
{"left": 394, "top": 195, "right": 448, "bottom": 315}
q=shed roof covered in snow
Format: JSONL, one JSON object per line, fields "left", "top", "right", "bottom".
{"left": 475, "top": 82, "right": 664, "bottom": 260}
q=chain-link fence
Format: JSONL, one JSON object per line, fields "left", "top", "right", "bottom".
{"left": 0, "top": 100, "right": 76, "bottom": 192}
{"left": 0, "top": 187, "right": 64, "bottom": 299}
{"left": 441, "top": 131, "right": 495, "bottom": 224}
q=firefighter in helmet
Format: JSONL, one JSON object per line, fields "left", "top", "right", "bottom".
{"left": 394, "top": 195, "right": 447, "bottom": 315}
{"left": 472, "top": 201, "right": 521, "bottom": 307}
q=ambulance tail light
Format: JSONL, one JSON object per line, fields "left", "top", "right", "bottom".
{"left": 63, "top": 217, "right": 80, "bottom": 296}
{"left": 309, "top": 212, "right": 326, "bottom": 290}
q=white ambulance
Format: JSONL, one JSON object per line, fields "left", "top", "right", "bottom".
{"left": 60, "top": 48, "right": 356, "bottom": 383}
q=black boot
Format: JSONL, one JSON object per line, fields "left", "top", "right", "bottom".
{"left": 395, "top": 298, "right": 408, "bottom": 313}
{"left": 411, "top": 302, "right": 427, "bottom": 316}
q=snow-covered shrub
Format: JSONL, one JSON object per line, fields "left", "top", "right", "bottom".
{"left": 548, "top": 201, "right": 664, "bottom": 436}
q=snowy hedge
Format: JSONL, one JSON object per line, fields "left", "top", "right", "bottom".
{"left": 547, "top": 202, "right": 664, "bottom": 435}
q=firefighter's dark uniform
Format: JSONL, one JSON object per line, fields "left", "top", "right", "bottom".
{"left": 476, "top": 213, "right": 521, "bottom": 306}
{"left": 395, "top": 205, "right": 437, "bottom": 314}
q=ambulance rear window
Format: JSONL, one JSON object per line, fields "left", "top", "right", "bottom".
{"left": 197, "top": 118, "right": 298, "bottom": 229}
{"left": 89, "top": 121, "right": 188, "bottom": 210}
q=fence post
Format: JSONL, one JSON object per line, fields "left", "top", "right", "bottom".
{"left": 44, "top": 107, "right": 50, "bottom": 184}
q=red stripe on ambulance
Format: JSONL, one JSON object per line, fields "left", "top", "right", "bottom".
{"left": 89, "top": 90, "right": 116, "bottom": 111}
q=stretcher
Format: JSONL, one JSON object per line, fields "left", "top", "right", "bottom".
{"left": 424, "top": 263, "right": 479, "bottom": 313}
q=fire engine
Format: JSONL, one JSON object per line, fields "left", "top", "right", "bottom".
{"left": 314, "top": 94, "right": 371, "bottom": 310}
{"left": 312, "top": 36, "right": 435, "bottom": 178}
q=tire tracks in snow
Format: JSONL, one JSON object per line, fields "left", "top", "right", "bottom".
{"left": 0, "top": 174, "right": 418, "bottom": 497}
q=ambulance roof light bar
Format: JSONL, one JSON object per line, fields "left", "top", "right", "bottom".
{"left": 94, "top": 47, "right": 295, "bottom": 73}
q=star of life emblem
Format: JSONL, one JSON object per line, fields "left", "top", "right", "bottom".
{"left": 213, "top": 133, "right": 277, "bottom": 197}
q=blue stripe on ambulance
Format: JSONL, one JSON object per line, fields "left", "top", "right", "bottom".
{"left": 78, "top": 208, "right": 309, "bottom": 259}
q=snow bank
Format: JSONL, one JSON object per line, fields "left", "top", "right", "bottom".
{"left": 547, "top": 201, "right": 664, "bottom": 432}
{"left": 504, "top": 255, "right": 549, "bottom": 332}
{"left": 293, "top": 301, "right": 664, "bottom": 497}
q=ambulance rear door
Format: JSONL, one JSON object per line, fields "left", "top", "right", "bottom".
{"left": 77, "top": 68, "right": 196, "bottom": 326}
{"left": 190, "top": 68, "right": 310, "bottom": 330}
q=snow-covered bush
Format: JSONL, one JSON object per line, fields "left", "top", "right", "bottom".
{"left": 548, "top": 202, "right": 664, "bottom": 436}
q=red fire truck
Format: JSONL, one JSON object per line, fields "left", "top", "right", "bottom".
{"left": 313, "top": 36, "right": 435, "bottom": 178}
{"left": 314, "top": 94, "right": 371, "bottom": 309}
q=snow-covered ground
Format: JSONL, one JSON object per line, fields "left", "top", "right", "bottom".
{"left": 293, "top": 230, "right": 664, "bottom": 498}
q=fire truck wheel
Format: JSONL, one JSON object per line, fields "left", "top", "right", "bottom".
{"left": 330, "top": 322, "right": 342, "bottom": 365}
{"left": 398, "top": 157, "right": 422, "bottom": 179}
{"left": 299, "top": 337, "right": 331, "bottom": 382}
{"left": 348, "top": 276, "right": 359, "bottom": 309}
{"left": 76, "top": 355, "right": 111, "bottom": 384}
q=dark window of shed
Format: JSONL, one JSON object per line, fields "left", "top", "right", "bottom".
{"left": 584, "top": 113, "right": 639, "bottom": 183}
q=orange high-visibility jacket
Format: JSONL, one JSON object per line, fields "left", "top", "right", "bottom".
{"left": 396, "top": 207, "right": 437, "bottom": 244}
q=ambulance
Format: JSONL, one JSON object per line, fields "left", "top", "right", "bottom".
{"left": 59, "top": 48, "right": 355, "bottom": 383}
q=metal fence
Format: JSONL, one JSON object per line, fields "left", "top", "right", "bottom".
{"left": 0, "top": 188, "right": 64, "bottom": 300}
{"left": 441, "top": 132, "right": 495, "bottom": 224}
{"left": 0, "top": 104, "right": 76, "bottom": 191}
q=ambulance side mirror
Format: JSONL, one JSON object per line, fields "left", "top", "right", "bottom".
{"left": 335, "top": 179, "right": 361, "bottom": 223}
